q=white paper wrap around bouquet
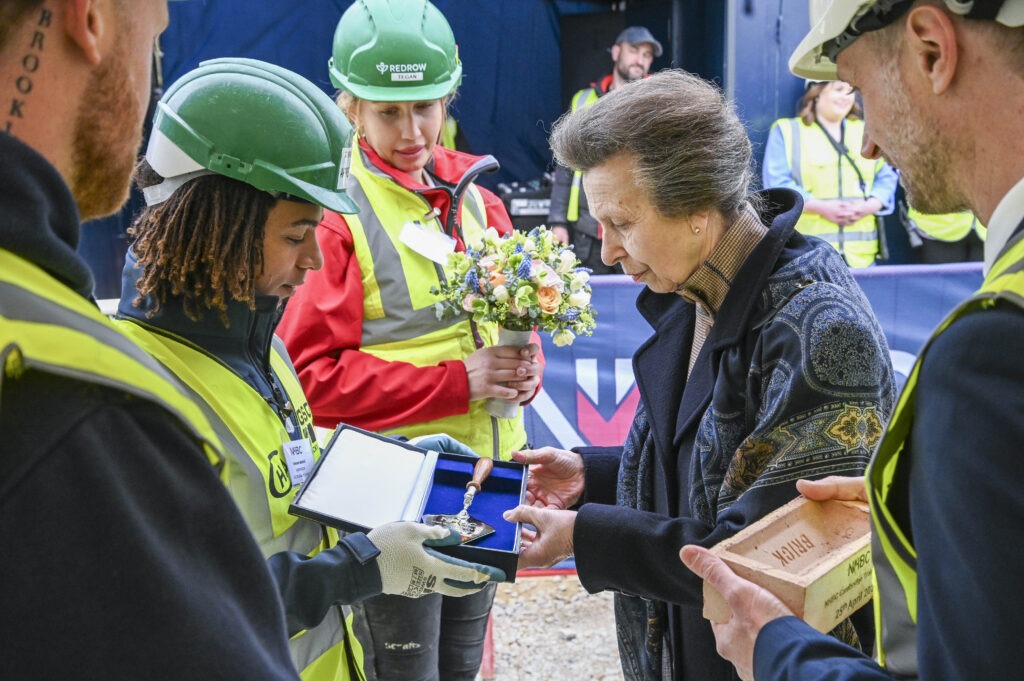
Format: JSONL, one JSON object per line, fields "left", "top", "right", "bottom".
{"left": 484, "top": 327, "right": 534, "bottom": 419}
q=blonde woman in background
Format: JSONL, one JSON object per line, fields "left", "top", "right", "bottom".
{"left": 763, "top": 80, "right": 898, "bottom": 267}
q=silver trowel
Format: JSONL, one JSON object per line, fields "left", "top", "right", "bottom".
{"left": 423, "top": 457, "right": 495, "bottom": 544}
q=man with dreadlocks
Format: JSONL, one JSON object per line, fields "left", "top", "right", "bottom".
{"left": 114, "top": 59, "right": 505, "bottom": 681}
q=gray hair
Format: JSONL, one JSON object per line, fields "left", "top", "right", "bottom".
{"left": 550, "top": 69, "right": 754, "bottom": 220}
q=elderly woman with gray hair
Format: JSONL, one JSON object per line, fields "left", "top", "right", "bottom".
{"left": 504, "top": 69, "right": 894, "bottom": 681}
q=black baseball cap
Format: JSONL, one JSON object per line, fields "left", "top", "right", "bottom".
{"left": 613, "top": 26, "right": 663, "bottom": 58}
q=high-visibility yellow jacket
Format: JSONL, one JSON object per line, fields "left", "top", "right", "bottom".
{"left": 770, "top": 117, "right": 892, "bottom": 267}
{"left": 905, "top": 206, "right": 987, "bottom": 242}
{"left": 0, "top": 248, "right": 225, "bottom": 470}
{"left": 866, "top": 232, "right": 1024, "bottom": 676}
{"left": 279, "top": 141, "right": 530, "bottom": 461}
{"left": 116, "top": 285, "right": 367, "bottom": 681}
{"left": 563, "top": 83, "right": 603, "bottom": 223}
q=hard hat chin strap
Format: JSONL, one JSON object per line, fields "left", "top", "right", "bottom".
{"left": 823, "top": 0, "right": 913, "bottom": 62}
{"left": 952, "top": 0, "right": 1006, "bottom": 21}
{"left": 142, "top": 169, "right": 216, "bottom": 206}
{"left": 824, "top": 0, "right": 1011, "bottom": 62}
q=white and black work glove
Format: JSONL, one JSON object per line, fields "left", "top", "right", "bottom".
{"left": 367, "top": 521, "right": 506, "bottom": 598}
{"left": 408, "top": 433, "right": 479, "bottom": 459}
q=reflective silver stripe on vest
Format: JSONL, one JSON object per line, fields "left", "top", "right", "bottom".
{"left": 0, "top": 281, "right": 186, "bottom": 396}
{"left": 871, "top": 529, "right": 918, "bottom": 678}
{"left": 463, "top": 186, "right": 487, "bottom": 231}
{"left": 811, "top": 230, "right": 878, "bottom": 245}
{"left": 998, "top": 243, "right": 1024, "bottom": 276}
{"left": 347, "top": 178, "right": 466, "bottom": 346}
{"left": 177, "top": 339, "right": 324, "bottom": 556}
{"left": 289, "top": 604, "right": 348, "bottom": 675}
{"left": 2, "top": 280, "right": 350, "bottom": 673}
{"left": 789, "top": 118, "right": 803, "bottom": 188}
{"left": 0, "top": 281, "right": 220, "bottom": 469}
{"left": 787, "top": 118, "right": 877, "bottom": 208}
{"left": 272, "top": 335, "right": 301, "bottom": 382}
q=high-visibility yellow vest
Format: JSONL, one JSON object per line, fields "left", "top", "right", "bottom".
{"left": 346, "top": 145, "right": 527, "bottom": 460}
{"left": 0, "top": 249, "right": 225, "bottom": 472}
{"left": 115, "top": 317, "right": 365, "bottom": 681}
{"left": 775, "top": 117, "right": 885, "bottom": 267}
{"left": 906, "top": 206, "right": 987, "bottom": 242}
{"left": 566, "top": 87, "right": 601, "bottom": 223}
{"left": 866, "top": 231, "right": 1024, "bottom": 676}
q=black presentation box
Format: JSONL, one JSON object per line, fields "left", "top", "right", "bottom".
{"left": 289, "top": 424, "right": 526, "bottom": 582}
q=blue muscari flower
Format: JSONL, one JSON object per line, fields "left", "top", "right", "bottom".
{"left": 465, "top": 269, "right": 479, "bottom": 290}
{"left": 559, "top": 309, "right": 582, "bottom": 322}
{"left": 517, "top": 258, "right": 532, "bottom": 279}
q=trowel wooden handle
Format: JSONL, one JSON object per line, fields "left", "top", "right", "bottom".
{"left": 467, "top": 457, "right": 494, "bottom": 492}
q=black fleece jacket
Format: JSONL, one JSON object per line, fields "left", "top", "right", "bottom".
{"left": 0, "top": 131, "right": 301, "bottom": 679}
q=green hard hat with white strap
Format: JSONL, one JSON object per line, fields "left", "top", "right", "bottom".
{"left": 790, "top": 0, "right": 1024, "bottom": 81}
{"left": 144, "top": 57, "right": 358, "bottom": 214}
{"left": 328, "top": 0, "right": 462, "bottom": 102}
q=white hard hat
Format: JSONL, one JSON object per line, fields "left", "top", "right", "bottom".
{"left": 790, "top": 0, "right": 1024, "bottom": 80}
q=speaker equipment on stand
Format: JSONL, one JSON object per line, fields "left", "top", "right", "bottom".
{"left": 496, "top": 175, "right": 553, "bottom": 233}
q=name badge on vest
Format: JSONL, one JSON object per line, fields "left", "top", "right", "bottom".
{"left": 282, "top": 438, "right": 315, "bottom": 487}
{"left": 399, "top": 220, "right": 457, "bottom": 265}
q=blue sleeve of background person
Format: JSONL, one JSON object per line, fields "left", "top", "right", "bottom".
{"left": 762, "top": 122, "right": 811, "bottom": 198}
{"left": 266, "top": 533, "right": 383, "bottom": 636}
{"left": 753, "top": 617, "right": 891, "bottom": 680}
{"left": 869, "top": 161, "right": 898, "bottom": 215}
{"left": 911, "top": 302, "right": 1024, "bottom": 680}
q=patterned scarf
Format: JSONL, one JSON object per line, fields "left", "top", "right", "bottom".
{"left": 614, "top": 402, "right": 667, "bottom": 680}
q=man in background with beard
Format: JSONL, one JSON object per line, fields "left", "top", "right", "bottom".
{"left": 546, "top": 26, "right": 662, "bottom": 273}
{"left": 682, "top": 1, "right": 1024, "bottom": 680}
{"left": 0, "top": 2, "right": 302, "bottom": 677}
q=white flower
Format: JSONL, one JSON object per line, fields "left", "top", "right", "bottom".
{"left": 568, "top": 290, "right": 591, "bottom": 308}
{"left": 523, "top": 237, "right": 537, "bottom": 253}
{"left": 571, "top": 271, "right": 591, "bottom": 289}
{"left": 492, "top": 284, "right": 509, "bottom": 303}
{"left": 552, "top": 329, "right": 576, "bottom": 347}
{"left": 483, "top": 227, "right": 501, "bottom": 249}
{"left": 556, "top": 251, "right": 576, "bottom": 274}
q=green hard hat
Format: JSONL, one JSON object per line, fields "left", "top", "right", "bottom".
{"left": 328, "top": 0, "right": 462, "bottom": 102}
{"left": 145, "top": 57, "right": 358, "bottom": 214}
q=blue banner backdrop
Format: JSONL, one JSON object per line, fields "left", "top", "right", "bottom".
{"left": 524, "top": 263, "right": 984, "bottom": 450}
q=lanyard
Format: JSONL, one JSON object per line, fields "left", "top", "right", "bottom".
{"left": 815, "top": 119, "right": 869, "bottom": 199}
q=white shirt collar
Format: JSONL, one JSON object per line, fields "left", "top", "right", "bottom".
{"left": 984, "top": 175, "right": 1024, "bottom": 274}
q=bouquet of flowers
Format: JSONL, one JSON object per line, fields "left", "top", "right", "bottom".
{"left": 432, "top": 226, "right": 597, "bottom": 347}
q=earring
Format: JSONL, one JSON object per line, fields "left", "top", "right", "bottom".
{"left": 693, "top": 227, "right": 701, "bottom": 234}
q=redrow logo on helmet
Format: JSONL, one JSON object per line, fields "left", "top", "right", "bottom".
{"left": 375, "top": 61, "right": 428, "bottom": 74}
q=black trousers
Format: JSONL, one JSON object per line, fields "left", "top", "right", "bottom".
{"left": 360, "top": 583, "right": 497, "bottom": 681}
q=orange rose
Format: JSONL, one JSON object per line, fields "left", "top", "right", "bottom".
{"left": 488, "top": 271, "right": 507, "bottom": 288}
{"left": 537, "top": 286, "right": 560, "bottom": 313}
